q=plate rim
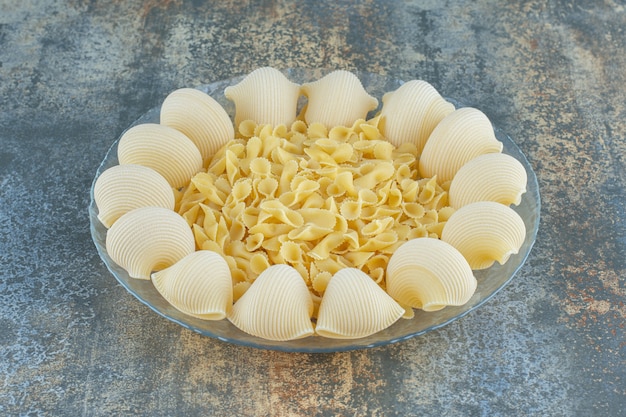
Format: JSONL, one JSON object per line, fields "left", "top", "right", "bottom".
{"left": 89, "top": 70, "right": 541, "bottom": 353}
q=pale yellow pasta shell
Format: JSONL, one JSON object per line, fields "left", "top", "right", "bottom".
{"left": 315, "top": 268, "right": 405, "bottom": 339}
{"left": 227, "top": 264, "right": 314, "bottom": 341}
{"left": 117, "top": 123, "right": 203, "bottom": 188}
{"left": 419, "top": 107, "right": 503, "bottom": 182}
{"left": 301, "top": 70, "right": 378, "bottom": 128}
{"left": 441, "top": 201, "right": 526, "bottom": 270}
{"left": 151, "top": 250, "right": 233, "bottom": 320}
{"left": 386, "top": 238, "right": 477, "bottom": 311}
{"left": 93, "top": 164, "right": 175, "bottom": 228}
{"left": 106, "top": 206, "right": 195, "bottom": 280}
{"left": 160, "top": 88, "right": 235, "bottom": 162}
{"left": 379, "top": 80, "right": 455, "bottom": 152}
{"left": 448, "top": 153, "right": 528, "bottom": 209}
{"left": 224, "top": 67, "right": 301, "bottom": 127}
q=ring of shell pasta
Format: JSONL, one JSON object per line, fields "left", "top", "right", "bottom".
{"left": 94, "top": 67, "right": 527, "bottom": 341}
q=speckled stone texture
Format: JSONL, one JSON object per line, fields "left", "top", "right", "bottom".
{"left": 0, "top": 0, "right": 624, "bottom": 416}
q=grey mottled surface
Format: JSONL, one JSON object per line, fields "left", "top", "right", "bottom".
{"left": 1, "top": 0, "right": 624, "bottom": 416}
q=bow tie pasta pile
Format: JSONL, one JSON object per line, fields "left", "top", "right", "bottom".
{"left": 94, "top": 67, "right": 528, "bottom": 341}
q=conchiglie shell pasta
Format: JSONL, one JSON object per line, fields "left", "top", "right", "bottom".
{"left": 441, "top": 201, "right": 526, "bottom": 270}
{"left": 386, "top": 238, "right": 477, "bottom": 311}
{"left": 93, "top": 164, "right": 175, "bottom": 228}
{"left": 315, "top": 268, "right": 405, "bottom": 339}
{"left": 151, "top": 250, "right": 233, "bottom": 320}
{"left": 227, "top": 264, "right": 314, "bottom": 341}
{"left": 419, "top": 107, "right": 503, "bottom": 182}
{"left": 160, "top": 88, "right": 235, "bottom": 162}
{"left": 117, "top": 123, "right": 203, "bottom": 188}
{"left": 379, "top": 80, "right": 455, "bottom": 153}
{"left": 301, "top": 70, "right": 378, "bottom": 128}
{"left": 448, "top": 153, "right": 528, "bottom": 209}
{"left": 106, "top": 206, "right": 195, "bottom": 279}
{"left": 224, "top": 67, "right": 301, "bottom": 127}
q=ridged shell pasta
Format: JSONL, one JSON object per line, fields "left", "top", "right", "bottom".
{"left": 93, "top": 164, "right": 175, "bottom": 228}
{"left": 160, "top": 88, "right": 235, "bottom": 162}
{"left": 117, "top": 123, "right": 203, "bottom": 188}
{"left": 386, "top": 238, "right": 477, "bottom": 311}
{"left": 378, "top": 80, "right": 455, "bottom": 152}
{"left": 448, "top": 153, "right": 527, "bottom": 209}
{"left": 151, "top": 250, "right": 233, "bottom": 320}
{"left": 224, "top": 67, "right": 301, "bottom": 127}
{"left": 227, "top": 264, "right": 315, "bottom": 341}
{"left": 99, "top": 67, "right": 532, "bottom": 341}
{"left": 441, "top": 201, "right": 526, "bottom": 270}
{"left": 301, "top": 70, "right": 378, "bottom": 128}
{"left": 106, "top": 206, "right": 195, "bottom": 279}
{"left": 315, "top": 268, "right": 405, "bottom": 339}
{"left": 419, "top": 107, "right": 503, "bottom": 182}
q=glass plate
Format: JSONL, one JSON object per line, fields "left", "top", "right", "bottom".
{"left": 89, "top": 69, "right": 541, "bottom": 353}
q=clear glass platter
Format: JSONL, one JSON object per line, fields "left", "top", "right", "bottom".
{"left": 89, "top": 69, "right": 541, "bottom": 352}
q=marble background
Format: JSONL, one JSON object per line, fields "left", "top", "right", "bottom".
{"left": 0, "top": 0, "right": 624, "bottom": 415}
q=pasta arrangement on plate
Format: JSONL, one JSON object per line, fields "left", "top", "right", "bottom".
{"left": 93, "top": 67, "right": 527, "bottom": 341}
